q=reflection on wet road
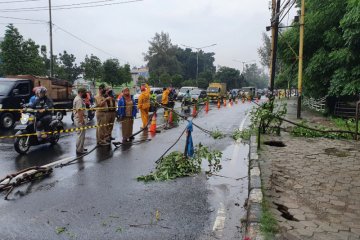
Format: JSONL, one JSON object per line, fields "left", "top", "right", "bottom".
{"left": 0, "top": 101, "right": 256, "bottom": 240}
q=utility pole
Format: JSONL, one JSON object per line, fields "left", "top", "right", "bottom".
{"left": 48, "top": 0, "right": 54, "bottom": 77}
{"left": 269, "top": 0, "right": 281, "bottom": 96}
{"left": 297, "top": 0, "right": 305, "bottom": 119}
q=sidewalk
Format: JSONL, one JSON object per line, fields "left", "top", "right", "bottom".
{"left": 259, "top": 99, "right": 360, "bottom": 240}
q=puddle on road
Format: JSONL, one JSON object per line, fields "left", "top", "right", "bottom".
{"left": 202, "top": 142, "right": 249, "bottom": 239}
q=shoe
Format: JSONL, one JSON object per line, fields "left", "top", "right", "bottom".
{"left": 110, "top": 137, "right": 115, "bottom": 140}
{"left": 76, "top": 151, "right": 87, "bottom": 155}
{"left": 122, "top": 138, "right": 130, "bottom": 143}
{"left": 129, "top": 136, "right": 135, "bottom": 141}
{"left": 83, "top": 148, "right": 88, "bottom": 152}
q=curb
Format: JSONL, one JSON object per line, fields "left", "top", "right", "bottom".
{"left": 245, "top": 135, "right": 264, "bottom": 240}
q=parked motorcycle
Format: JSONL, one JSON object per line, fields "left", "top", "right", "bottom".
{"left": 14, "top": 108, "right": 63, "bottom": 154}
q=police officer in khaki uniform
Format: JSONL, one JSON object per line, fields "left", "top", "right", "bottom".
{"left": 95, "top": 84, "right": 110, "bottom": 146}
{"left": 73, "top": 88, "right": 88, "bottom": 154}
{"left": 105, "top": 88, "right": 116, "bottom": 142}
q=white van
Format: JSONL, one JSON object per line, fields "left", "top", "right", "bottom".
{"left": 177, "top": 86, "right": 198, "bottom": 101}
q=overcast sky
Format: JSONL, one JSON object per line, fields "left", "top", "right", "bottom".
{"left": 0, "top": 0, "right": 297, "bottom": 71}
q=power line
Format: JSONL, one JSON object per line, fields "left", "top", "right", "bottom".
{"left": 0, "top": 22, "right": 45, "bottom": 24}
{"left": 0, "top": 0, "right": 43, "bottom": 4}
{"left": 0, "top": 0, "right": 119, "bottom": 10}
{"left": 0, "top": 15, "right": 47, "bottom": 22}
{"left": 0, "top": 0, "right": 143, "bottom": 12}
{"left": 53, "top": 23, "right": 124, "bottom": 61}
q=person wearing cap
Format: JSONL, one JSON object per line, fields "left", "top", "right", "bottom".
{"left": 94, "top": 84, "right": 110, "bottom": 146}
{"left": 105, "top": 87, "right": 116, "bottom": 141}
{"left": 137, "top": 83, "right": 150, "bottom": 130}
{"left": 117, "top": 87, "right": 137, "bottom": 143}
{"left": 73, "top": 88, "right": 88, "bottom": 154}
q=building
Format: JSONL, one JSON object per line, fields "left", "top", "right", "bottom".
{"left": 131, "top": 67, "right": 149, "bottom": 86}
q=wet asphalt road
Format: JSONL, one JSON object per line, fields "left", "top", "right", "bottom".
{"left": 0, "top": 101, "right": 257, "bottom": 240}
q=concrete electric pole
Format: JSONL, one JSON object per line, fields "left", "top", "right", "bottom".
{"left": 48, "top": 0, "right": 54, "bottom": 77}
{"left": 297, "top": 0, "right": 305, "bottom": 119}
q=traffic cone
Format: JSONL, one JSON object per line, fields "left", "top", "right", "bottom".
{"left": 192, "top": 105, "right": 197, "bottom": 117}
{"left": 164, "top": 109, "right": 169, "bottom": 120}
{"left": 168, "top": 110, "right": 173, "bottom": 124}
{"left": 217, "top": 99, "right": 221, "bottom": 109}
{"left": 235, "top": 98, "right": 238, "bottom": 104}
{"left": 223, "top": 99, "right": 227, "bottom": 107}
{"left": 205, "top": 101, "right": 209, "bottom": 113}
{"left": 149, "top": 113, "right": 157, "bottom": 133}
{"left": 230, "top": 99, "right": 233, "bottom": 106}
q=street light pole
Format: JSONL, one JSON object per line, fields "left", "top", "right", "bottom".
{"left": 48, "top": 0, "right": 54, "bottom": 77}
{"left": 181, "top": 43, "right": 217, "bottom": 86}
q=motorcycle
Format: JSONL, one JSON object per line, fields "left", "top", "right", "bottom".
{"left": 181, "top": 98, "right": 192, "bottom": 114}
{"left": 14, "top": 107, "right": 64, "bottom": 154}
{"left": 71, "top": 104, "right": 95, "bottom": 123}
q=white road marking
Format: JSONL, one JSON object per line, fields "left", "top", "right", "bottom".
{"left": 212, "top": 202, "right": 226, "bottom": 233}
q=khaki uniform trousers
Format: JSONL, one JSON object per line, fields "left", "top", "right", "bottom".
{"left": 106, "top": 111, "right": 116, "bottom": 140}
{"left": 96, "top": 111, "right": 107, "bottom": 144}
{"left": 74, "top": 120, "right": 85, "bottom": 153}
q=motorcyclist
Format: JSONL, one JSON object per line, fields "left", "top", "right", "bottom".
{"left": 29, "top": 87, "right": 54, "bottom": 140}
{"left": 182, "top": 90, "right": 192, "bottom": 113}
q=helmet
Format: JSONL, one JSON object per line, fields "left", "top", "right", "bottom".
{"left": 37, "top": 87, "right": 47, "bottom": 95}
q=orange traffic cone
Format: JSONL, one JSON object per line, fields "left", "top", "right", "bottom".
{"left": 223, "top": 99, "right": 227, "bottom": 107}
{"left": 149, "top": 113, "right": 157, "bottom": 133}
{"left": 205, "top": 101, "right": 209, "bottom": 113}
{"left": 168, "top": 110, "right": 173, "bottom": 124}
{"left": 192, "top": 105, "right": 197, "bottom": 117}
{"left": 217, "top": 99, "right": 221, "bottom": 109}
{"left": 230, "top": 99, "right": 233, "bottom": 106}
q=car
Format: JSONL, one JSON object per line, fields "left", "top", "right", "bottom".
{"left": 177, "top": 86, "right": 198, "bottom": 101}
{"left": 190, "top": 89, "right": 207, "bottom": 103}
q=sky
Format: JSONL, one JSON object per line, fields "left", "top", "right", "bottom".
{"left": 0, "top": 0, "right": 297, "bottom": 71}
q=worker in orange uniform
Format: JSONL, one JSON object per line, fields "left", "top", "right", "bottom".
{"left": 161, "top": 87, "right": 171, "bottom": 119}
{"left": 137, "top": 83, "right": 150, "bottom": 130}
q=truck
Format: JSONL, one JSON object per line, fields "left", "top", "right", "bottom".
{"left": 0, "top": 75, "right": 74, "bottom": 129}
{"left": 206, "top": 83, "right": 227, "bottom": 101}
{"left": 240, "top": 86, "right": 260, "bottom": 100}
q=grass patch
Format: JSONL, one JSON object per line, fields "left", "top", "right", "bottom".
{"left": 260, "top": 198, "right": 279, "bottom": 239}
{"left": 232, "top": 129, "right": 252, "bottom": 141}
{"left": 210, "top": 129, "right": 225, "bottom": 139}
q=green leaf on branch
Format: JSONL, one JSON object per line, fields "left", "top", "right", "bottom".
{"left": 137, "top": 145, "right": 222, "bottom": 182}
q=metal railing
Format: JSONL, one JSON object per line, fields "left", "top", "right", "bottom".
{"left": 303, "top": 96, "right": 326, "bottom": 112}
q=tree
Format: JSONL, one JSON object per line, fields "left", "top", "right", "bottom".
{"left": 258, "top": 32, "right": 272, "bottom": 69}
{"left": 81, "top": 54, "right": 103, "bottom": 87}
{"left": 22, "top": 39, "right": 45, "bottom": 75}
{"left": 276, "top": 0, "right": 360, "bottom": 97}
{"left": 243, "top": 63, "right": 268, "bottom": 89}
{"left": 55, "top": 51, "right": 81, "bottom": 82}
{"left": 102, "top": 58, "right": 121, "bottom": 87}
{"left": 120, "top": 63, "right": 132, "bottom": 85}
{"left": 144, "top": 32, "right": 181, "bottom": 77}
{"left": 0, "top": 24, "right": 45, "bottom": 76}
{"left": 215, "top": 66, "right": 242, "bottom": 89}
{"left": 171, "top": 74, "right": 183, "bottom": 88}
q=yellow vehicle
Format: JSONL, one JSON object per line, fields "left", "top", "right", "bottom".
{"left": 241, "top": 87, "right": 260, "bottom": 100}
{"left": 207, "top": 83, "right": 227, "bottom": 101}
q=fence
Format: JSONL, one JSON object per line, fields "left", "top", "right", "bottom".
{"left": 334, "top": 101, "right": 357, "bottom": 118}
{"left": 303, "top": 96, "right": 326, "bottom": 113}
